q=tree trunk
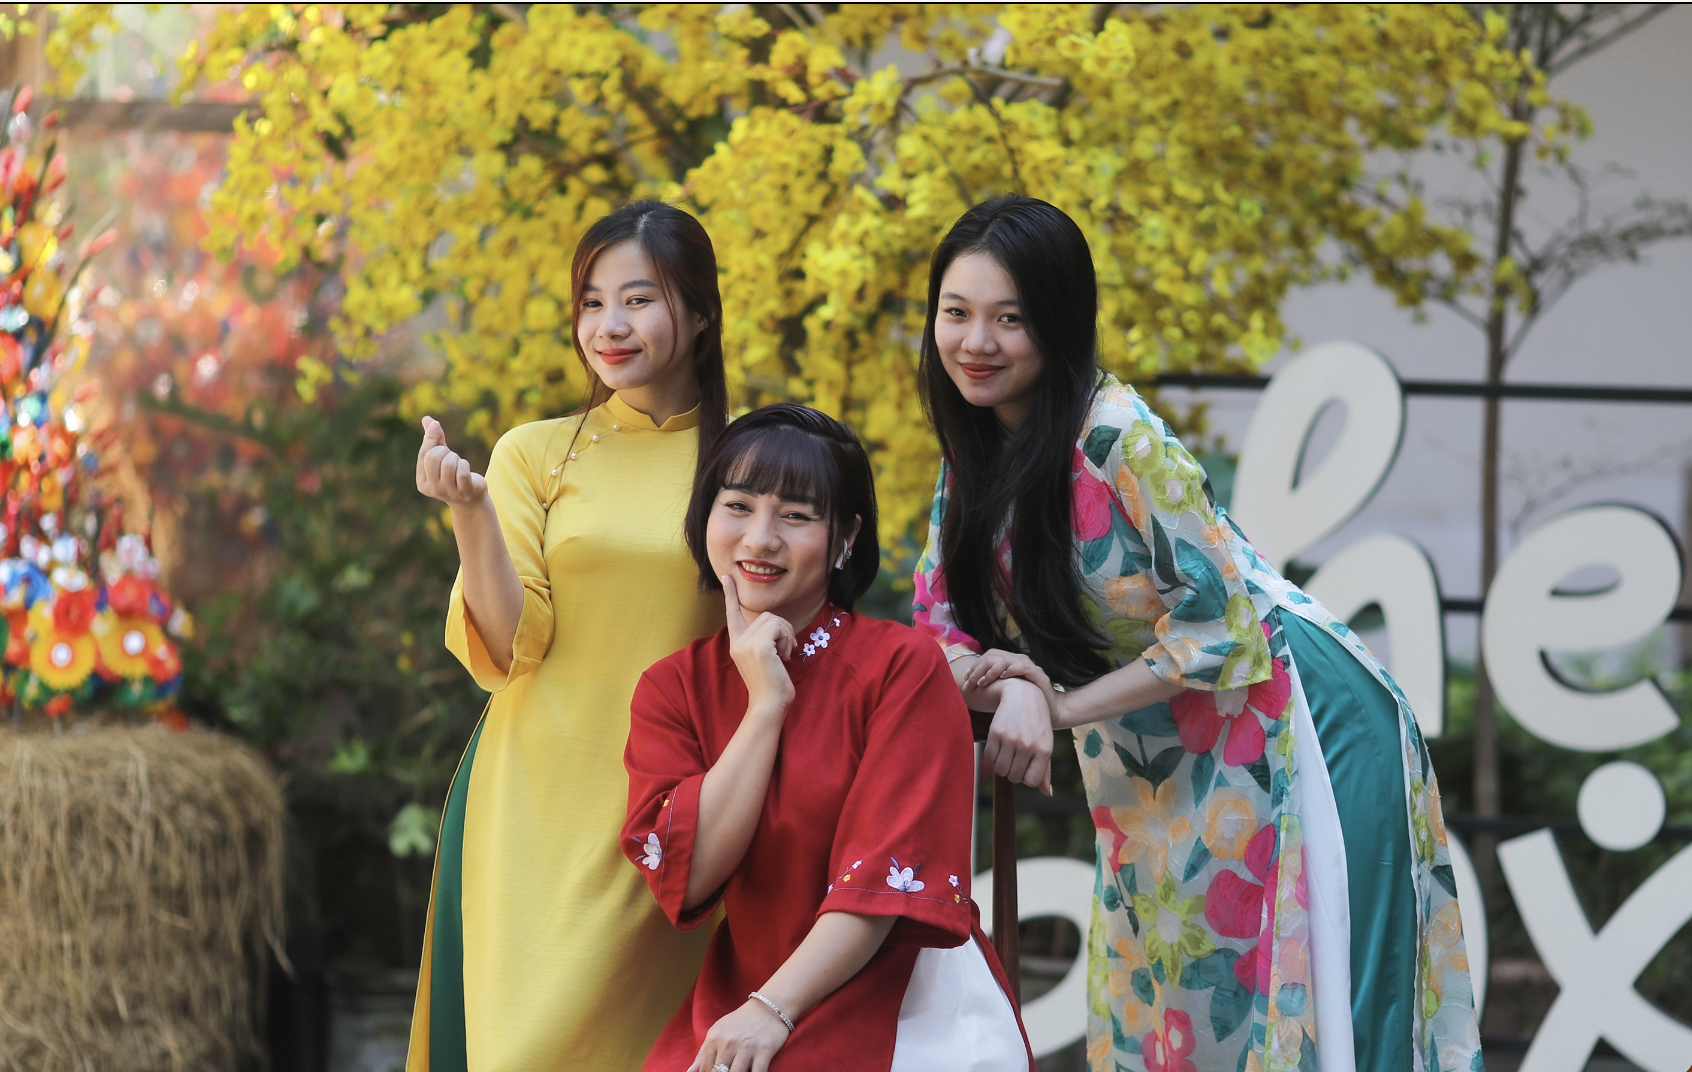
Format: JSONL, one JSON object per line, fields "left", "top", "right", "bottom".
{"left": 1472, "top": 118, "right": 1527, "bottom": 895}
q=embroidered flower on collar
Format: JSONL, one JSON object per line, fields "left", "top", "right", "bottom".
{"left": 635, "top": 833, "right": 662, "bottom": 870}
{"left": 801, "top": 613, "right": 846, "bottom": 659}
{"left": 887, "top": 858, "right": 925, "bottom": 893}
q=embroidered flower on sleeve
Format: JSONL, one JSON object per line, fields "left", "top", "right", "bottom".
{"left": 886, "top": 858, "right": 925, "bottom": 893}
{"left": 635, "top": 832, "right": 662, "bottom": 870}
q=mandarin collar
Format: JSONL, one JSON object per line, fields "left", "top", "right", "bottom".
{"left": 604, "top": 393, "right": 701, "bottom": 432}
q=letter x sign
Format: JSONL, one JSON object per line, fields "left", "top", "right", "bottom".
{"left": 1500, "top": 831, "right": 1692, "bottom": 1072}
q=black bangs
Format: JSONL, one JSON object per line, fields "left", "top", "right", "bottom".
{"left": 685, "top": 402, "right": 881, "bottom": 609}
{"left": 718, "top": 425, "right": 839, "bottom": 520}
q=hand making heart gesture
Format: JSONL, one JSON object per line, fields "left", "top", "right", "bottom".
{"left": 416, "top": 415, "right": 488, "bottom": 506}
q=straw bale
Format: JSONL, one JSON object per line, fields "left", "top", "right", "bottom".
{"left": 0, "top": 726, "right": 285, "bottom": 1072}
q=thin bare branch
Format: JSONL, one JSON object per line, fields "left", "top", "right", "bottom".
{"left": 1546, "top": 4, "right": 1673, "bottom": 73}
{"left": 1433, "top": 294, "right": 1490, "bottom": 332}
{"left": 487, "top": 4, "right": 528, "bottom": 30}
{"left": 904, "top": 64, "right": 1065, "bottom": 93}
{"left": 1503, "top": 195, "right": 1692, "bottom": 359}
{"left": 1505, "top": 433, "right": 1692, "bottom": 538}
{"left": 774, "top": 4, "right": 818, "bottom": 34}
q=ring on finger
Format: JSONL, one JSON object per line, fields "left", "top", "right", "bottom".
{"left": 714, "top": 1064, "right": 731, "bottom": 1072}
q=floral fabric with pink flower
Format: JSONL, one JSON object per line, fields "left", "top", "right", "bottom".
{"left": 914, "top": 375, "right": 1481, "bottom": 1072}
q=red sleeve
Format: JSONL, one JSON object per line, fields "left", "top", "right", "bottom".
{"left": 622, "top": 660, "right": 719, "bottom": 930}
{"left": 818, "top": 633, "right": 977, "bottom": 949}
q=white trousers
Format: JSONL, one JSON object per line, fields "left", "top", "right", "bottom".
{"left": 890, "top": 934, "right": 1028, "bottom": 1072}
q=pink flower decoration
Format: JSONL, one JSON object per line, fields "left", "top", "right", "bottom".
{"left": 912, "top": 566, "right": 983, "bottom": 653}
{"left": 1255, "top": 844, "right": 1282, "bottom": 994}
{"left": 917, "top": 563, "right": 949, "bottom": 605}
{"left": 1222, "top": 705, "right": 1266, "bottom": 767}
{"left": 1232, "top": 943, "right": 1260, "bottom": 994}
{"left": 1244, "top": 823, "right": 1276, "bottom": 881}
{"left": 1091, "top": 806, "right": 1127, "bottom": 873}
{"left": 1169, "top": 649, "right": 1289, "bottom": 765}
{"left": 1142, "top": 1008, "right": 1198, "bottom": 1072}
{"left": 1295, "top": 848, "right": 1309, "bottom": 910}
{"left": 1253, "top": 652, "right": 1293, "bottom": 721}
{"left": 1203, "top": 868, "right": 1265, "bottom": 940}
{"left": 1170, "top": 688, "right": 1259, "bottom": 765}
{"left": 1072, "top": 458, "right": 1115, "bottom": 542}
{"left": 1170, "top": 692, "right": 1223, "bottom": 754}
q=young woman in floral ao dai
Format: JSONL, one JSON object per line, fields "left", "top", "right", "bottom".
{"left": 912, "top": 197, "right": 1482, "bottom": 1072}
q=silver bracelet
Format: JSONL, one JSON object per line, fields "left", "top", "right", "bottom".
{"left": 747, "top": 991, "right": 795, "bottom": 1033}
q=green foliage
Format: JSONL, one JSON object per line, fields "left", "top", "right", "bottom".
{"left": 169, "top": 373, "right": 484, "bottom": 968}
{"left": 180, "top": 377, "right": 481, "bottom": 790}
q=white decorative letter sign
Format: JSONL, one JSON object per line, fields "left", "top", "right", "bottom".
{"left": 976, "top": 857, "right": 1095, "bottom": 1058}
{"left": 1231, "top": 340, "right": 1404, "bottom": 572}
{"left": 1231, "top": 342, "right": 1445, "bottom": 736}
{"left": 1481, "top": 505, "right": 1682, "bottom": 752}
{"left": 1304, "top": 534, "right": 1447, "bottom": 738}
{"left": 1501, "top": 833, "right": 1692, "bottom": 1072}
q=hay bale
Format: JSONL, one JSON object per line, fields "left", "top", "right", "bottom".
{"left": 0, "top": 727, "right": 285, "bottom": 1072}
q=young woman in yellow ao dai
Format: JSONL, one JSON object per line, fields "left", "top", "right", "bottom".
{"left": 407, "top": 202, "right": 730, "bottom": 1072}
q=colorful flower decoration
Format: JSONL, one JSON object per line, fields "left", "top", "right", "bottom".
{"left": 1141, "top": 1006, "right": 1199, "bottom": 1072}
{"left": 1171, "top": 632, "right": 1290, "bottom": 766}
{"left": 1202, "top": 868, "right": 1265, "bottom": 940}
{"left": 1132, "top": 872, "right": 1216, "bottom": 986}
{"left": 1201, "top": 790, "right": 1260, "bottom": 860}
{"left": 0, "top": 89, "right": 188, "bottom": 726}
{"left": 93, "top": 614, "right": 156, "bottom": 677}
{"left": 1095, "top": 776, "right": 1195, "bottom": 881}
{"left": 26, "top": 599, "right": 96, "bottom": 691}
{"left": 1072, "top": 455, "right": 1118, "bottom": 541}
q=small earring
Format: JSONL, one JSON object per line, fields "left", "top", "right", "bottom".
{"left": 834, "top": 550, "right": 847, "bottom": 570}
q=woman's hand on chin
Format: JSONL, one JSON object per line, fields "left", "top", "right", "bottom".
{"left": 723, "top": 574, "right": 797, "bottom": 717}
{"left": 689, "top": 999, "right": 791, "bottom": 1072}
{"left": 984, "top": 676, "right": 1054, "bottom": 795}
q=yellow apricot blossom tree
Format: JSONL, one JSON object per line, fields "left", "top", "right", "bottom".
{"left": 149, "top": 3, "right": 1544, "bottom": 544}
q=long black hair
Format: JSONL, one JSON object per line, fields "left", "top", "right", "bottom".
{"left": 684, "top": 403, "right": 880, "bottom": 610}
{"left": 568, "top": 200, "right": 729, "bottom": 487}
{"left": 918, "top": 195, "right": 1110, "bottom": 687}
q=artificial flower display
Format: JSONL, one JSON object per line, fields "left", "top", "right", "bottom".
{"left": 0, "top": 87, "right": 188, "bottom": 724}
